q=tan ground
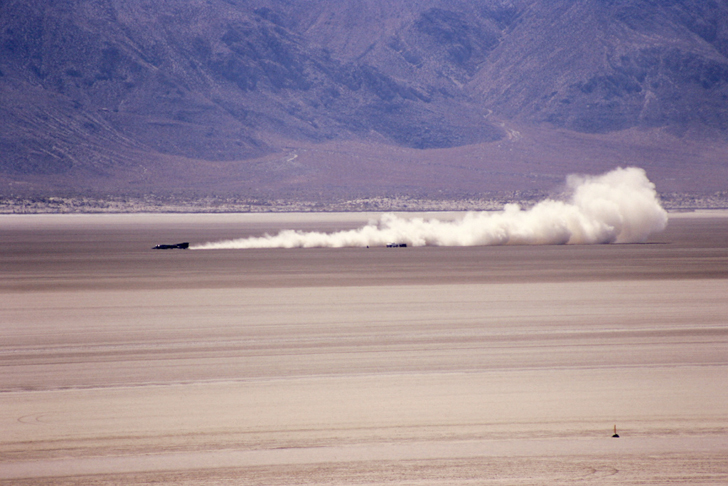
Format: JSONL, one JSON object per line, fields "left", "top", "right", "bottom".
{"left": 1, "top": 212, "right": 727, "bottom": 484}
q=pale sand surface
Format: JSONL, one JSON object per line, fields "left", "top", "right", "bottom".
{"left": 1, "top": 212, "right": 727, "bottom": 484}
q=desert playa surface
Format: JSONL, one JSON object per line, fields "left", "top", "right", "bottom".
{"left": 1, "top": 211, "right": 727, "bottom": 485}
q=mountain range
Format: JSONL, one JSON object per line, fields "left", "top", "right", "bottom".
{"left": 1, "top": 0, "right": 727, "bottom": 202}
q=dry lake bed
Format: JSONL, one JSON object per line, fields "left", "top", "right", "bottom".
{"left": 1, "top": 211, "right": 727, "bottom": 484}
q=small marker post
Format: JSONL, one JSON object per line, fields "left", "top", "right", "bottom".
{"left": 612, "top": 425, "right": 619, "bottom": 438}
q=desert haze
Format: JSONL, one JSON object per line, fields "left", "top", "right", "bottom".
{"left": 1, "top": 2, "right": 726, "bottom": 482}
{"left": 1, "top": 210, "right": 727, "bottom": 485}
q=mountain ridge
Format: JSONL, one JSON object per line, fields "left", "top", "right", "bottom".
{"left": 1, "top": 0, "right": 727, "bottom": 199}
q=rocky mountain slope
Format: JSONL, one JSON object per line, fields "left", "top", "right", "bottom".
{"left": 1, "top": 0, "right": 727, "bottom": 200}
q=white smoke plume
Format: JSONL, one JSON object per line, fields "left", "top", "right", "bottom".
{"left": 192, "top": 167, "right": 668, "bottom": 249}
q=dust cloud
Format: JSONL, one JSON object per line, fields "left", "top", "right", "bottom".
{"left": 193, "top": 167, "right": 668, "bottom": 249}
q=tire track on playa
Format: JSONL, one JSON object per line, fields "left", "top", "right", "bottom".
{"left": 16, "top": 413, "right": 55, "bottom": 425}
{"left": 579, "top": 464, "right": 620, "bottom": 481}
{"left": 0, "top": 437, "right": 725, "bottom": 481}
{"left": 2, "top": 359, "right": 726, "bottom": 394}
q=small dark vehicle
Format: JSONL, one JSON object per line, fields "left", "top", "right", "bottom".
{"left": 152, "top": 242, "right": 189, "bottom": 250}
{"left": 386, "top": 243, "right": 407, "bottom": 248}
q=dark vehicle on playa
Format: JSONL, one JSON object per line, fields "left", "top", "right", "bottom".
{"left": 152, "top": 242, "right": 189, "bottom": 250}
